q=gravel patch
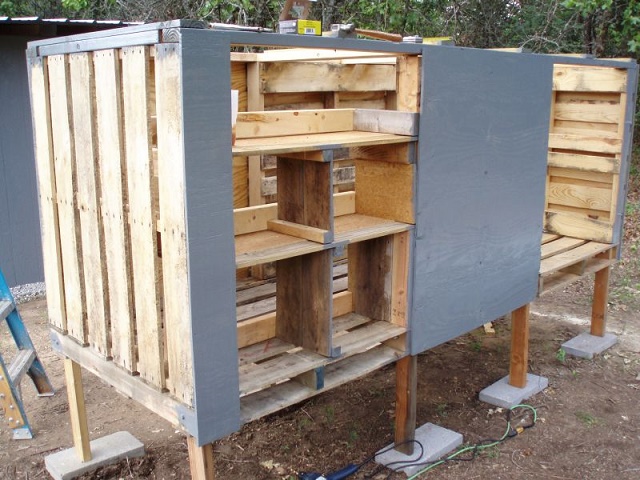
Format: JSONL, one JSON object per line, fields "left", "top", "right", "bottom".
{"left": 10, "top": 282, "right": 46, "bottom": 304}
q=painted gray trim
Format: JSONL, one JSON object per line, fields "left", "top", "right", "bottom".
{"left": 178, "top": 29, "right": 241, "bottom": 446}
{"left": 34, "top": 30, "right": 161, "bottom": 57}
{"left": 410, "top": 48, "right": 551, "bottom": 355}
{"left": 613, "top": 62, "right": 639, "bottom": 253}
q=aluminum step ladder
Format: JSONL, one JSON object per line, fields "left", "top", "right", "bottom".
{"left": 0, "top": 269, "right": 54, "bottom": 439}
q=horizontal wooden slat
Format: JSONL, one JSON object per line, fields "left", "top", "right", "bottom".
{"left": 548, "top": 152, "right": 620, "bottom": 174}
{"left": 548, "top": 133, "right": 622, "bottom": 154}
{"left": 540, "top": 241, "right": 612, "bottom": 275}
{"left": 333, "top": 320, "right": 405, "bottom": 356}
{"left": 553, "top": 101, "right": 621, "bottom": 124}
{"left": 548, "top": 167, "right": 613, "bottom": 186}
{"left": 545, "top": 210, "right": 613, "bottom": 244}
{"left": 235, "top": 230, "right": 330, "bottom": 269}
{"left": 553, "top": 66, "right": 627, "bottom": 92}
{"left": 334, "top": 214, "right": 412, "bottom": 243}
{"left": 262, "top": 166, "right": 355, "bottom": 197}
{"left": 261, "top": 62, "right": 396, "bottom": 93}
{"left": 353, "top": 109, "right": 419, "bottom": 136}
{"left": 541, "top": 233, "right": 562, "bottom": 244}
{"left": 540, "top": 237, "right": 586, "bottom": 260}
{"left": 267, "top": 219, "right": 332, "bottom": 244}
{"left": 547, "top": 182, "right": 612, "bottom": 211}
{"left": 539, "top": 258, "right": 614, "bottom": 295}
{"left": 236, "top": 109, "right": 354, "bottom": 139}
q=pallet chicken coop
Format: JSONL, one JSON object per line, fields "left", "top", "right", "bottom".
{"left": 25, "top": 20, "right": 637, "bottom": 479}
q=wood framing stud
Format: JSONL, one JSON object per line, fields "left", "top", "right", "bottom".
{"left": 64, "top": 358, "right": 92, "bottom": 462}
{"left": 187, "top": 436, "right": 215, "bottom": 480}
{"left": 591, "top": 263, "right": 611, "bottom": 337}
{"left": 394, "top": 355, "right": 417, "bottom": 455}
{"left": 509, "top": 304, "right": 530, "bottom": 389}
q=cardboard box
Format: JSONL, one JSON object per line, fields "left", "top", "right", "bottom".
{"left": 279, "top": 19, "right": 321, "bottom": 36}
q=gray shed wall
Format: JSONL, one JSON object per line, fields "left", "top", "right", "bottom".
{"left": 0, "top": 35, "right": 43, "bottom": 287}
{"left": 410, "top": 47, "right": 553, "bottom": 354}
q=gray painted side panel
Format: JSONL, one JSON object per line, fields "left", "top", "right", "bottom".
{"left": 410, "top": 47, "right": 552, "bottom": 354}
{"left": 612, "top": 62, "right": 639, "bottom": 249}
{"left": 179, "top": 29, "right": 241, "bottom": 446}
{"left": 0, "top": 36, "right": 43, "bottom": 287}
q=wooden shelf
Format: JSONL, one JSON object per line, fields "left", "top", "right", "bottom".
{"left": 232, "top": 131, "right": 416, "bottom": 157}
{"left": 235, "top": 230, "right": 329, "bottom": 269}
{"left": 334, "top": 213, "right": 412, "bottom": 244}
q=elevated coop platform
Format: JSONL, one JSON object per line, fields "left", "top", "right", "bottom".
{"left": 25, "top": 20, "right": 637, "bottom": 480}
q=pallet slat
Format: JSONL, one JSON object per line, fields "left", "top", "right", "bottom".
{"left": 547, "top": 152, "right": 619, "bottom": 174}
{"left": 69, "top": 52, "right": 110, "bottom": 356}
{"left": 553, "top": 65, "right": 627, "bottom": 92}
{"left": 548, "top": 132, "right": 622, "bottom": 154}
{"left": 539, "top": 241, "right": 612, "bottom": 276}
{"left": 122, "top": 45, "right": 164, "bottom": 389}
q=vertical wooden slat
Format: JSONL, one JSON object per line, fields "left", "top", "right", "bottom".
{"left": 391, "top": 231, "right": 409, "bottom": 327}
{"left": 395, "top": 55, "right": 421, "bottom": 112}
{"left": 509, "top": 304, "right": 530, "bottom": 388}
{"left": 94, "top": 49, "right": 136, "bottom": 372}
{"left": 121, "top": 46, "right": 165, "bottom": 390}
{"left": 187, "top": 437, "right": 215, "bottom": 480}
{"left": 69, "top": 52, "right": 110, "bottom": 357}
{"left": 155, "top": 43, "right": 194, "bottom": 405}
{"left": 394, "top": 355, "right": 417, "bottom": 455}
{"left": 591, "top": 256, "right": 611, "bottom": 337}
{"left": 28, "top": 57, "right": 67, "bottom": 331}
{"left": 47, "top": 55, "right": 86, "bottom": 342}
{"left": 64, "top": 359, "right": 92, "bottom": 462}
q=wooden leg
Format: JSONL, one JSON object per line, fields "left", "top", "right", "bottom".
{"left": 509, "top": 304, "right": 530, "bottom": 389}
{"left": 187, "top": 436, "right": 215, "bottom": 480}
{"left": 591, "top": 264, "right": 610, "bottom": 337}
{"left": 394, "top": 355, "right": 417, "bottom": 455}
{"left": 64, "top": 358, "right": 91, "bottom": 462}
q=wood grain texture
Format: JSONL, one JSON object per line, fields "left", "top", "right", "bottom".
{"left": 187, "top": 437, "right": 215, "bottom": 480}
{"left": 122, "top": 45, "right": 164, "bottom": 389}
{"left": 545, "top": 211, "right": 613, "bottom": 243}
{"left": 553, "top": 65, "right": 627, "bottom": 92}
{"left": 509, "top": 304, "right": 530, "bottom": 388}
{"left": 69, "top": 52, "right": 110, "bottom": 357}
{"left": 155, "top": 44, "right": 194, "bottom": 405}
{"left": 64, "top": 359, "right": 91, "bottom": 462}
{"left": 394, "top": 355, "right": 417, "bottom": 455}
{"left": 28, "top": 57, "right": 67, "bottom": 331}
{"left": 47, "top": 54, "right": 86, "bottom": 343}
{"left": 94, "top": 49, "right": 135, "bottom": 372}
{"left": 236, "top": 109, "right": 354, "bottom": 139}
{"left": 591, "top": 260, "right": 611, "bottom": 337}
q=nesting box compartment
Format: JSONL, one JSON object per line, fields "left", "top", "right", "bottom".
{"left": 26, "top": 21, "right": 637, "bottom": 450}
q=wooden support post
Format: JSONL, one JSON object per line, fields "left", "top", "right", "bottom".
{"left": 64, "top": 358, "right": 91, "bottom": 462}
{"left": 591, "top": 264, "right": 610, "bottom": 337}
{"left": 509, "top": 304, "right": 530, "bottom": 389}
{"left": 187, "top": 436, "right": 215, "bottom": 480}
{"left": 394, "top": 355, "right": 417, "bottom": 455}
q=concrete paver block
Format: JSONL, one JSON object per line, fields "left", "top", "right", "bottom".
{"left": 479, "top": 374, "right": 548, "bottom": 409}
{"left": 45, "top": 431, "right": 144, "bottom": 480}
{"left": 562, "top": 332, "right": 617, "bottom": 359}
{"left": 375, "top": 423, "right": 463, "bottom": 477}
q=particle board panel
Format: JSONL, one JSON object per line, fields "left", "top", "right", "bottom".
{"left": 122, "top": 45, "right": 164, "bottom": 389}
{"left": 94, "top": 49, "right": 135, "bottom": 372}
{"left": 47, "top": 54, "right": 86, "bottom": 343}
{"left": 28, "top": 57, "right": 66, "bottom": 331}
{"left": 68, "top": 52, "right": 110, "bottom": 357}
{"left": 411, "top": 48, "right": 551, "bottom": 354}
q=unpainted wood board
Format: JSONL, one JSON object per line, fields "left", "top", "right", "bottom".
{"left": 395, "top": 55, "right": 421, "bottom": 112}
{"left": 233, "top": 157, "right": 249, "bottom": 208}
{"left": 264, "top": 91, "right": 325, "bottom": 110}
{"left": 267, "top": 219, "right": 331, "bottom": 244}
{"left": 350, "top": 143, "right": 415, "bottom": 164}
{"left": 235, "top": 230, "right": 328, "bottom": 269}
{"left": 348, "top": 236, "right": 392, "bottom": 322}
{"left": 122, "top": 45, "right": 165, "bottom": 390}
{"left": 155, "top": 44, "right": 194, "bottom": 406}
{"left": 353, "top": 109, "right": 419, "bottom": 136}
{"left": 231, "top": 61, "right": 248, "bottom": 112}
{"left": 548, "top": 167, "right": 614, "bottom": 186}
{"left": 547, "top": 203, "right": 612, "bottom": 221}
{"left": 509, "top": 304, "right": 529, "bottom": 388}
{"left": 391, "top": 231, "right": 410, "bottom": 327}
{"left": 547, "top": 152, "right": 620, "bottom": 174}
{"left": 260, "top": 62, "right": 396, "bottom": 93}
{"left": 553, "top": 120, "right": 618, "bottom": 134}
{"left": 545, "top": 211, "right": 613, "bottom": 244}
{"left": 355, "top": 160, "right": 414, "bottom": 224}
{"left": 257, "top": 48, "right": 398, "bottom": 63}
{"left": 94, "top": 49, "right": 135, "bottom": 372}
{"left": 539, "top": 240, "right": 612, "bottom": 275}
{"left": 541, "top": 233, "right": 562, "bottom": 244}
{"left": 68, "top": 52, "right": 110, "bottom": 356}
{"left": 553, "top": 101, "right": 620, "bottom": 124}
{"left": 64, "top": 359, "right": 91, "bottom": 461}
{"left": 548, "top": 132, "right": 623, "bottom": 154}
{"left": 28, "top": 57, "right": 66, "bottom": 331}
{"left": 547, "top": 181, "right": 613, "bottom": 212}
{"left": 187, "top": 437, "right": 215, "bottom": 480}
{"left": 337, "top": 91, "right": 387, "bottom": 110}
{"left": 540, "top": 236, "right": 586, "bottom": 260}
{"left": 553, "top": 65, "right": 627, "bottom": 92}
{"left": 233, "top": 131, "right": 414, "bottom": 157}
{"left": 555, "top": 91, "right": 620, "bottom": 105}
{"left": 333, "top": 320, "right": 405, "bottom": 357}
{"left": 394, "top": 355, "right": 417, "bottom": 453}
{"left": 276, "top": 250, "right": 333, "bottom": 356}
{"left": 47, "top": 54, "right": 86, "bottom": 343}
{"left": 236, "top": 109, "right": 354, "bottom": 139}
{"left": 334, "top": 214, "right": 412, "bottom": 244}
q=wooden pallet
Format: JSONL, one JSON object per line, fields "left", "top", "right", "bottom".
{"left": 539, "top": 233, "right": 616, "bottom": 294}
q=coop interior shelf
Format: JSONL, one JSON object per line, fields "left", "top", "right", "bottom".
{"left": 232, "top": 108, "right": 418, "bottom": 158}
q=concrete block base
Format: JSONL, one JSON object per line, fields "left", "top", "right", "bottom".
{"left": 45, "top": 431, "right": 144, "bottom": 480}
{"left": 562, "top": 332, "right": 617, "bottom": 359}
{"left": 479, "top": 374, "right": 548, "bottom": 409}
{"left": 375, "top": 423, "right": 463, "bottom": 477}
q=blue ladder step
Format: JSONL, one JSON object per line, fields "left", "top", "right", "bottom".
{"left": 0, "top": 299, "right": 13, "bottom": 321}
{"left": 8, "top": 349, "right": 36, "bottom": 385}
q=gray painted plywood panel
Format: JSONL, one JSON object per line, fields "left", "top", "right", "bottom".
{"left": 178, "top": 29, "right": 241, "bottom": 445}
{"left": 410, "top": 47, "right": 552, "bottom": 354}
{"left": 0, "top": 36, "right": 43, "bottom": 287}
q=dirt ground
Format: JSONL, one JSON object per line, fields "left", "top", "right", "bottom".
{"left": 2, "top": 186, "right": 640, "bottom": 480}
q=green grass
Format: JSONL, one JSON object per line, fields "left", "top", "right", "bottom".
{"left": 575, "top": 411, "right": 601, "bottom": 427}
